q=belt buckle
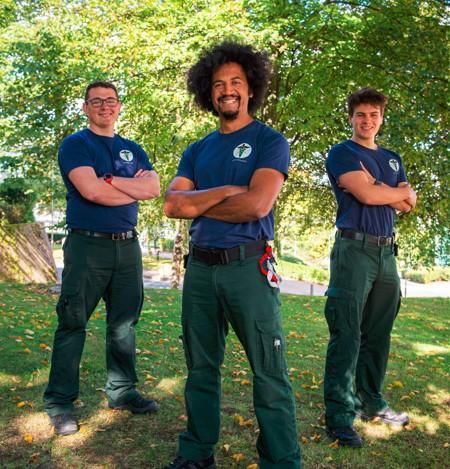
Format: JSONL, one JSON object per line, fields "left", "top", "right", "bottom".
{"left": 112, "top": 232, "right": 124, "bottom": 241}
{"left": 378, "top": 236, "right": 387, "bottom": 246}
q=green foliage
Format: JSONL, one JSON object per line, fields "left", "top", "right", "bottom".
{"left": 0, "top": 177, "right": 36, "bottom": 223}
{"left": 0, "top": 0, "right": 448, "bottom": 265}
{"left": 403, "top": 266, "right": 450, "bottom": 284}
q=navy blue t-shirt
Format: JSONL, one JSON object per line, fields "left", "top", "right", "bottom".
{"left": 176, "top": 120, "right": 290, "bottom": 248}
{"left": 59, "top": 128, "right": 153, "bottom": 232}
{"left": 326, "top": 139, "right": 407, "bottom": 236}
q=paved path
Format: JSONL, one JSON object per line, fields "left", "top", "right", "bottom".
{"left": 55, "top": 264, "right": 449, "bottom": 298}
{"left": 141, "top": 269, "right": 449, "bottom": 298}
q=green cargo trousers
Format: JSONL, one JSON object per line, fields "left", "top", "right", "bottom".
{"left": 324, "top": 234, "right": 401, "bottom": 428}
{"left": 178, "top": 251, "right": 301, "bottom": 468}
{"left": 44, "top": 232, "right": 144, "bottom": 417}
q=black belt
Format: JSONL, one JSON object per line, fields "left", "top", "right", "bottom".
{"left": 338, "top": 229, "right": 394, "bottom": 246}
{"left": 191, "top": 240, "right": 267, "bottom": 265}
{"left": 69, "top": 228, "right": 137, "bottom": 241}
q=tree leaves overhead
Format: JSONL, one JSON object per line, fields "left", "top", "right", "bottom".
{"left": 0, "top": 0, "right": 447, "bottom": 264}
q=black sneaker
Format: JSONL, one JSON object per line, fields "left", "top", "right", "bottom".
{"left": 109, "top": 394, "right": 158, "bottom": 414}
{"left": 359, "top": 407, "right": 409, "bottom": 426}
{"left": 326, "top": 426, "right": 363, "bottom": 448}
{"left": 164, "top": 455, "right": 216, "bottom": 469}
{"left": 50, "top": 413, "right": 79, "bottom": 436}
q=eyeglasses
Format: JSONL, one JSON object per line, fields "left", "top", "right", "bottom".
{"left": 86, "top": 97, "right": 120, "bottom": 108}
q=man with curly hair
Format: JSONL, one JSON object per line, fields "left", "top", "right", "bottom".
{"left": 163, "top": 42, "right": 301, "bottom": 469}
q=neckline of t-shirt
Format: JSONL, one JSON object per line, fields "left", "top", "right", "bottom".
{"left": 346, "top": 139, "right": 382, "bottom": 153}
{"left": 217, "top": 119, "right": 258, "bottom": 137}
{"left": 86, "top": 128, "right": 116, "bottom": 140}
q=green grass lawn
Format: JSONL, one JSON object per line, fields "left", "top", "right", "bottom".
{"left": 0, "top": 284, "right": 448, "bottom": 468}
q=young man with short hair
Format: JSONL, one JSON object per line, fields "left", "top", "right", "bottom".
{"left": 44, "top": 81, "right": 160, "bottom": 435}
{"left": 323, "top": 87, "right": 416, "bottom": 447}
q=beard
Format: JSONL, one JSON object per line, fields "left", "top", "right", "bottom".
{"left": 220, "top": 110, "right": 239, "bottom": 121}
{"left": 218, "top": 95, "right": 240, "bottom": 121}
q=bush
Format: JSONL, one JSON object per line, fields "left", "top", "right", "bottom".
{"left": 0, "top": 177, "right": 36, "bottom": 224}
{"left": 403, "top": 266, "right": 450, "bottom": 283}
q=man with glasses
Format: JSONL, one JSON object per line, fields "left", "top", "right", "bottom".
{"left": 44, "top": 81, "right": 160, "bottom": 436}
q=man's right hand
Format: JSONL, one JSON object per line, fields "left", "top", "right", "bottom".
{"left": 164, "top": 177, "right": 247, "bottom": 219}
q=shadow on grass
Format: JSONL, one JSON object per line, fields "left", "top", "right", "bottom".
{"left": 0, "top": 285, "right": 448, "bottom": 468}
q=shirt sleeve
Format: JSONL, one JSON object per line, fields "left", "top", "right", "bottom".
{"left": 58, "top": 134, "right": 94, "bottom": 176}
{"left": 135, "top": 144, "right": 154, "bottom": 171}
{"left": 176, "top": 143, "right": 195, "bottom": 182}
{"left": 326, "top": 143, "right": 362, "bottom": 182}
{"left": 396, "top": 154, "right": 408, "bottom": 185}
{"left": 255, "top": 129, "right": 290, "bottom": 179}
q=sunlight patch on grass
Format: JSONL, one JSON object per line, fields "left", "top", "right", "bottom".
{"left": 359, "top": 421, "right": 404, "bottom": 440}
{"left": 409, "top": 413, "right": 440, "bottom": 435}
{"left": 55, "top": 408, "right": 126, "bottom": 449}
{"left": 0, "top": 372, "right": 22, "bottom": 386}
{"left": 156, "top": 377, "right": 184, "bottom": 396}
{"left": 14, "top": 412, "right": 52, "bottom": 443}
{"left": 412, "top": 343, "right": 449, "bottom": 356}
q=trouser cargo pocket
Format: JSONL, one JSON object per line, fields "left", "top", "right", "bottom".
{"left": 56, "top": 285, "right": 85, "bottom": 329}
{"left": 256, "top": 318, "right": 286, "bottom": 376}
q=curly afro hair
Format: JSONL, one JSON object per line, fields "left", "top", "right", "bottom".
{"left": 187, "top": 41, "right": 271, "bottom": 116}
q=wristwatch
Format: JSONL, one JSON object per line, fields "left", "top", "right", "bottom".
{"left": 373, "top": 179, "right": 382, "bottom": 186}
{"left": 103, "top": 173, "right": 113, "bottom": 185}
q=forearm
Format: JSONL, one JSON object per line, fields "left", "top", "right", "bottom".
{"left": 204, "top": 190, "right": 270, "bottom": 223}
{"left": 357, "top": 184, "right": 413, "bottom": 205}
{"left": 110, "top": 174, "right": 160, "bottom": 200}
{"left": 88, "top": 181, "right": 136, "bottom": 206}
{"left": 164, "top": 185, "right": 245, "bottom": 219}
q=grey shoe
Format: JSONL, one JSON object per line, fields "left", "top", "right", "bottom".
{"left": 50, "top": 413, "right": 79, "bottom": 436}
{"left": 359, "top": 407, "right": 410, "bottom": 426}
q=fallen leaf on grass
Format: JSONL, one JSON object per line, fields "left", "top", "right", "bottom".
{"left": 301, "top": 436, "right": 309, "bottom": 444}
{"left": 231, "top": 453, "right": 246, "bottom": 462}
{"left": 400, "top": 395, "right": 410, "bottom": 401}
{"left": 247, "top": 464, "right": 258, "bottom": 469}
{"left": 23, "top": 434, "right": 33, "bottom": 443}
{"left": 178, "top": 414, "right": 188, "bottom": 421}
{"left": 222, "top": 443, "right": 231, "bottom": 455}
{"left": 234, "top": 414, "right": 253, "bottom": 428}
{"left": 28, "top": 452, "right": 40, "bottom": 463}
{"left": 241, "top": 379, "right": 251, "bottom": 386}
{"left": 328, "top": 439, "right": 339, "bottom": 449}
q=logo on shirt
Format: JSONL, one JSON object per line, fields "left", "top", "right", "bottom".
{"left": 233, "top": 143, "right": 252, "bottom": 160}
{"left": 389, "top": 159, "right": 399, "bottom": 172}
{"left": 119, "top": 150, "right": 134, "bottom": 162}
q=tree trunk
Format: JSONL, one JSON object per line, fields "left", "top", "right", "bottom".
{"left": 273, "top": 202, "right": 282, "bottom": 257}
{"left": 170, "top": 219, "right": 185, "bottom": 289}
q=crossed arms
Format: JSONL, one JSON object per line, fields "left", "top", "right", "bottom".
{"left": 339, "top": 163, "right": 417, "bottom": 212}
{"left": 163, "top": 168, "right": 285, "bottom": 222}
{"left": 68, "top": 167, "right": 160, "bottom": 206}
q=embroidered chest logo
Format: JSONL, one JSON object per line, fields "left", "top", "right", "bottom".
{"left": 119, "top": 150, "right": 134, "bottom": 162}
{"left": 389, "top": 159, "right": 399, "bottom": 172}
{"left": 233, "top": 143, "right": 252, "bottom": 160}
